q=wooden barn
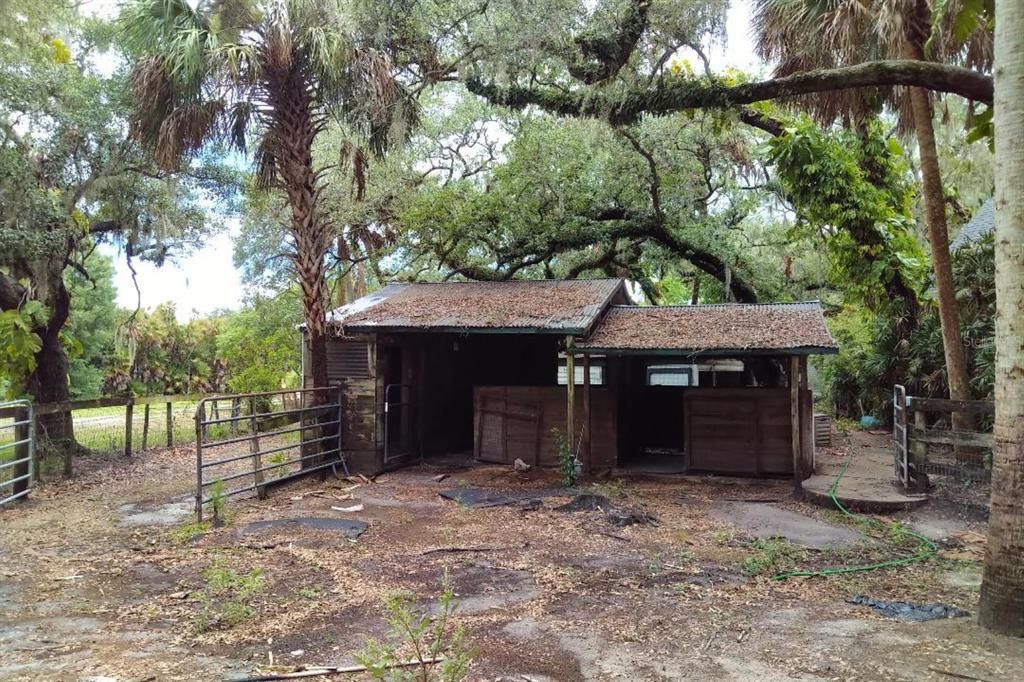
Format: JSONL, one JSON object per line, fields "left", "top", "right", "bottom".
{"left": 301, "top": 279, "right": 837, "bottom": 485}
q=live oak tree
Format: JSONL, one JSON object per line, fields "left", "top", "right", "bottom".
{"left": 0, "top": 1, "right": 212, "bottom": 450}
{"left": 120, "top": 0, "right": 418, "bottom": 394}
{"left": 978, "top": 0, "right": 1024, "bottom": 637}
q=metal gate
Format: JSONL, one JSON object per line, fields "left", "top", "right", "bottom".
{"left": 383, "top": 383, "right": 411, "bottom": 463}
{"left": 1, "top": 399, "right": 35, "bottom": 505}
{"left": 195, "top": 387, "right": 347, "bottom": 521}
{"left": 893, "top": 384, "right": 910, "bottom": 488}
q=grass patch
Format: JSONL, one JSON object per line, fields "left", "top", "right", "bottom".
{"left": 587, "top": 479, "right": 626, "bottom": 499}
{"left": 193, "top": 557, "right": 266, "bottom": 633}
{"left": 742, "top": 537, "right": 805, "bottom": 576}
{"left": 172, "top": 520, "right": 211, "bottom": 543}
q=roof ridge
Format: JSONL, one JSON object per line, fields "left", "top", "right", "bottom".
{"left": 609, "top": 301, "right": 822, "bottom": 310}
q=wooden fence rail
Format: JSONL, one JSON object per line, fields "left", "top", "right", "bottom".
{"left": 0, "top": 394, "right": 211, "bottom": 479}
{"left": 895, "top": 388, "right": 994, "bottom": 489}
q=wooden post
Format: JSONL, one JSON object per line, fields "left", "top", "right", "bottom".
{"left": 582, "top": 353, "right": 592, "bottom": 476}
{"left": 565, "top": 337, "right": 575, "bottom": 452}
{"left": 141, "top": 403, "right": 150, "bottom": 452}
{"left": 912, "top": 409, "right": 927, "bottom": 484}
{"left": 250, "top": 397, "right": 266, "bottom": 499}
{"left": 789, "top": 356, "right": 802, "bottom": 498}
{"left": 166, "top": 402, "right": 173, "bottom": 447}
{"left": 124, "top": 398, "right": 134, "bottom": 458}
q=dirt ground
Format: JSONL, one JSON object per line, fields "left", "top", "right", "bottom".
{"left": 1, "top": 435, "right": 1022, "bottom": 682}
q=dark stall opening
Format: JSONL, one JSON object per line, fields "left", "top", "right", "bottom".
{"left": 407, "top": 333, "right": 561, "bottom": 461}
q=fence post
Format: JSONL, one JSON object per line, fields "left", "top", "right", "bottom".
{"left": 166, "top": 402, "right": 173, "bottom": 447}
{"left": 62, "top": 407, "right": 73, "bottom": 478}
{"left": 142, "top": 403, "right": 151, "bottom": 451}
{"left": 124, "top": 397, "right": 134, "bottom": 457}
{"left": 250, "top": 397, "right": 266, "bottom": 499}
{"left": 13, "top": 406, "right": 30, "bottom": 500}
{"left": 196, "top": 401, "right": 205, "bottom": 522}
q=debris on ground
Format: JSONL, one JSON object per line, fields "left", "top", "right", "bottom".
{"left": 513, "top": 458, "right": 532, "bottom": 473}
{"left": 432, "top": 473, "right": 449, "bottom": 483}
{"left": 438, "top": 487, "right": 565, "bottom": 508}
{"left": 557, "top": 493, "right": 658, "bottom": 526}
{"left": 846, "top": 595, "right": 970, "bottom": 621}
{"left": 331, "top": 503, "right": 364, "bottom": 513}
{"left": 556, "top": 494, "right": 609, "bottom": 512}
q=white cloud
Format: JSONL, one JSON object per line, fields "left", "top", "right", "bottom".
{"left": 103, "top": 220, "right": 244, "bottom": 323}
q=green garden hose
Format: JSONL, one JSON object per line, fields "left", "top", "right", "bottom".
{"left": 772, "top": 448, "right": 939, "bottom": 580}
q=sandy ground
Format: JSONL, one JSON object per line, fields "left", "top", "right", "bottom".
{"left": 0, "top": 435, "right": 1021, "bottom": 682}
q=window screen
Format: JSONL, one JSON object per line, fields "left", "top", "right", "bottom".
{"left": 326, "top": 341, "right": 370, "bottom": 379}
{"left": 646, "top": 364, "right": 698, "bottom": 387}
{"left": 557, "top": 357, "right": 606, "bottom": 385}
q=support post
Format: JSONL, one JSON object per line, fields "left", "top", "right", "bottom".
{"left": 582, "top": 354, "right": 592, "bottom": 476}
{"left": 141, "top": 403, "right": 150, "bottom": 452}
{"left": 250, "top": 397, "right": 266, "bottom": 499}
{"left": 124, "top": 398, "right": 134, "bottom": 458}
{"left": 196, "top": 402, "right": 205, "bottom": 522}
{"left": 565, "top": 337, "right": 575, "bottom": 452}
{"left": 166, "top": 402, "right": 173, "bottom": 447}
{"left": 789, "top": 356, "right": 802, "bottom": 498}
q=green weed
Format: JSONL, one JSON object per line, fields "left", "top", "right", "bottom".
{"left": 354, "top": 571, "right": 473, "bottom": 681}
{"left": 742, "top": 537, "right": 805, "bottom": 576}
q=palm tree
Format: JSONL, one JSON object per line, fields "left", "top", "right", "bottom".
{"left": 979, "top": 0, "right": 1024, "bottom": 637}
{"left": 752, "top": 0, "right": 992, "bottom": 428}
{"left": 120, "top": 0, "right": 416, "bottom": 393}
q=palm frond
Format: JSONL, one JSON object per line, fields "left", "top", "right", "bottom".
{"left": 154, "top": 100, "right": 225, "bottom": 170}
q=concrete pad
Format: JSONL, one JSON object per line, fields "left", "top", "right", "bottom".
{"left": 241, "top": 517, "right": 368, "bottom": 539}
{"left": 711, "top": 501, "right": 861, "bottom": 549}
{"left": 116, "top": 499, "right": 193, "bottom": 526}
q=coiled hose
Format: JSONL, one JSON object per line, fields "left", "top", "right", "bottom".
{"left": 773, "top": 447, "right": 938, "bottom": 580}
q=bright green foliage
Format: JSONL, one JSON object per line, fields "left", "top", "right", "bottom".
{"left": 65, "top": 253, "right": 120, "bottom": 399}
{"left": 355, "top": 572, "right": 473, "bottom": 681}
{"left": 766, "top": 118, "right": 927, "bottom": 308}
{"left": 0, "top": 296, "right": 47, "bottom": 399}
{"left": 217, "top": 291, "right": 302, "bottom": 394}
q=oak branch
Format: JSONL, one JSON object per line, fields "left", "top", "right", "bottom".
{"left": 466, "top": 60, "right": 993, "bottom": 125}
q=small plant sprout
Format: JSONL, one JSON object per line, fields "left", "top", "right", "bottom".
{"left": 355, "top": 570, "right": 473, "bottom": 681}
{"left": 206, "top": 479, "right": 227, "bottom": 526}
{"left": 553, "top": 428, "right": 581, "bottom": 488}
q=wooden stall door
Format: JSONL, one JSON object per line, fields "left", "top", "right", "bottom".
{"left": 685, "top": 396, "right": 758, "bottom": 474}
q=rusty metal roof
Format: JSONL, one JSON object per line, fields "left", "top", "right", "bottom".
{"left": 578, "top": 302, "right": 838, "bottom": 355}
{"left": 328, "top": 279, "right": 627, "bottom": 334}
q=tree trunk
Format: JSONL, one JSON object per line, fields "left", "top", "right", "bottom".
{"left": 267, "top": 68, "right": 333, "bottom": 470}
{"left": 978, "top": 0, "right": 1024, "bottom": 637}
{"left": 24, "top": 278, "right": 79, "bottom": 455}
{"left": 905, "top": 53, "right": 973, "bottom": 437}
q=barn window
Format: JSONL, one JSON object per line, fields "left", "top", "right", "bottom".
{"left": 646, "top": 364, "right": 698, "bottom": 387}
{"left": 327, "top": 340, "right": 370, "bottom": 379}
{"left": 557, "top": 355, "right": 605, "bottom": 385}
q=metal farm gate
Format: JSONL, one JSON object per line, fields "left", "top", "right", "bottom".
{"left": 194, "top": 387, "right": 348, "bottom": 521}
{"left": 1, "top": 399, "right": 35, "bottom": 506}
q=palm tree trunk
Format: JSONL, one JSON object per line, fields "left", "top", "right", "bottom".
{"left": 978, "top": 0, "right": 1024, "bottom": 637}
{"left": 268, "top": 71, "right": 334, "bottom": 469}
{"left": 905, "top": 50, "right": 973, "bottom": 435}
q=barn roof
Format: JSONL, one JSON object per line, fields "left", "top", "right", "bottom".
{"left": 950, "top": 198, "right": 995, "bottom": 250}
{"left": 327, "top": 279, "right": 626, "bottom": 334}
{"left": 577, "top": 302, "right": 838, "bottom": 356}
